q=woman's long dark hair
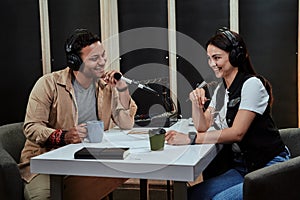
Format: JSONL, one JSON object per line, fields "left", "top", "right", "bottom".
{"left": 206, "top": 29, "right": 274, "bottom": 106}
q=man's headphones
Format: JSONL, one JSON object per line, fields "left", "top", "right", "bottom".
{"left": 217, "top": 27, "right": 246, "bottom": 67}
{"left": 65, "top": 29, "right": 89, "bottom": 71}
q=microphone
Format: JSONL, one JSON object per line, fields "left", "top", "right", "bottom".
{"left": 113, "top": 73, "right": 159, "bottom": 95}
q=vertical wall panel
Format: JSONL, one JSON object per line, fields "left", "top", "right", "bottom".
{"left": 48, "top": 0, "right": 100, "bottom": 71}
{"left": 118, "top": 0, "right": 171, "bottom": 121}
{"left": 176, "top": 0, "right": 230, "bottom": 118}
{"left": 0, "top": 0, "right": 42, "bottom": 125}
{"left": 240, "top": 0, "right": 298, "bottom": 128}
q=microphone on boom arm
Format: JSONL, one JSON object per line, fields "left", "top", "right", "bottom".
{"left": 114, "top": 72, "right": 180, "bottom": 127}
{"left": 113, "top": 72, "right": 159, "bottom": 95}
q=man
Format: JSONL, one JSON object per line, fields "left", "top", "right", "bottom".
{"left": 19, "top": 29, "right": 137, "bottom": 200}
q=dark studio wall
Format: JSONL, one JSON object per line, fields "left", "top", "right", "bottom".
{"left": 0, "top": 0, "right": 298, "bottom": 129}
{"left": 118, "top": 0, "right": 171, "bottom": 119}
{"left": 0, "top": 0, "right": 100, "bottom": 125}
{"left": 48, "top": 0, "right": 101, "bottom": 71}
{"left": 240, "top": 0, "right": 298, "bottom": 128}
{"left": 175, "top": 0, "right": 298, "bottom": 128}
{"left": 176, "top": 0, "right": 230, "bottom": 118}
{"left": 0, "top": 0, "right": 42, "bottom": 125}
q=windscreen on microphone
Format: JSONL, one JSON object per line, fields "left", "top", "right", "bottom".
{"left": 113, "top": 72, "right": 122, "bottom": 81}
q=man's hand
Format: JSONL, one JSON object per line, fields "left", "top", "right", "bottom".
{"left": 64, "top": 123, "right": 87, "bottom": 144}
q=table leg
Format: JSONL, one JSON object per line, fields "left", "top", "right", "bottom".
{"left": 50, "top": 175, "right": 64, "bottom": 200}
{"left": 167, "top": 180, "right": 171, "bottom": 200}
{"left": 140, "top": 179, "right": 149, "bottom": 200}
{"left": 173, "top": 181, "right": 188, "bottom": 200}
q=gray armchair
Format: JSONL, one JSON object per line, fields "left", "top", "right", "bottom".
{"left": 243, "top": 128, "right": 300, "bottom": 200}
{"left": 0, "top": 122, "right": 25, "bottom": 200}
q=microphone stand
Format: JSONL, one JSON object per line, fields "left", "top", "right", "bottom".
{"left": 138, "top": 85, "right": 179, "bottom": 127}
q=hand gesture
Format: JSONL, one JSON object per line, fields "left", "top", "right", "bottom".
{"left": 189, "top": 88, "right": 209, "bottom": 109}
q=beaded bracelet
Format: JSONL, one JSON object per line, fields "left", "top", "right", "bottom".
{"left": 46, "top": 129, "right": 66, "bottom": 147}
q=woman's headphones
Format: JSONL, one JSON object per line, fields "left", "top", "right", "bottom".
{"left": 65, "top": 29, "right": 89, "bottom": 71}
{"left": 217, "top": 27, "right": 246, "bottom": 67}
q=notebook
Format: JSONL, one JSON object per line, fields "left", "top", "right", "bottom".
{"left": 74, "top": 147, "right": 130, "bottom": 160}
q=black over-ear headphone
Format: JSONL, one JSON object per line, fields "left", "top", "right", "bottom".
{"left": 65, "top": 29, "right": 89, "bottom": 71}
{"left": 217, "top": 27, "right": 246, "bottom": 67}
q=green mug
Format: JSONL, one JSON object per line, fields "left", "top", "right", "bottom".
{"left": 149, "top": 128, "right": 166, "bottom": 151}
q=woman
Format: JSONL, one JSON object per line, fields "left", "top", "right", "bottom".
{"left": 165, "top": 27, "right": 290, "bottom": 200}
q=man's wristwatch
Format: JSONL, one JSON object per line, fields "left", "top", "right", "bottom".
{"left": 188, "top": 131, "right": 197, "bottom": 145}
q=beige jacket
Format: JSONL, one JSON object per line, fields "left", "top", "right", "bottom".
{"left": 19, "top": 67, "right": 137, "bottom": 182}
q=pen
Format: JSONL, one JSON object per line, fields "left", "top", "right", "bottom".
{"left": 185, "top": 81, "right": 208, "bottom": 102}
{"left": 196, "top": 81, "right": 207, "bottom": 89}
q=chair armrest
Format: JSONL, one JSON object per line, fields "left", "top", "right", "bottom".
{"left": 0, "top": 149, "right": 23, "bottom": 200}
{"left": 243, "top": 156, "right": 300, "bottom": 200}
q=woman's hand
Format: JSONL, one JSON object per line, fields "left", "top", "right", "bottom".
{"left": 165, "top": 130, "right": 190, "bottom": 145}
{"left": 189, "top": 88, "right": 209, "bottom": 109}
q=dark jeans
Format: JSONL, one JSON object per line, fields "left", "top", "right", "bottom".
{"left": 188, "top": 147, "right": 290, "bottom": 200}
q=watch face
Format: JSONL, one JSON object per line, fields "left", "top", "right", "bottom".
{"left": 189, "top": 132, "right": 196, "bottom": 138}
{"left": 189, "top": 132, "right": 197, "bottom": 144}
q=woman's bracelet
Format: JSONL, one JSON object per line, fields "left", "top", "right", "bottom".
{"left": 116, "top": 86, "right": 128, "bottom": 92}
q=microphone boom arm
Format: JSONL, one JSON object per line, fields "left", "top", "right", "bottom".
{"left": 114, "top": 73, "right": 159, "bottom": 95}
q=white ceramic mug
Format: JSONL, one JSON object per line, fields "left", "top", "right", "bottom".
{"left": 86, "top": 120, "right": 104, "bottom": 143}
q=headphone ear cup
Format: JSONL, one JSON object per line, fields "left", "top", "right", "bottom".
{"left": 229, "top": 46, "right": 246, "bottom": 67}
{"left": 67, "top": 53, "right": 82, "bottom": 71}
{"left": 229, "top": 49, "right": 238, "bottom": 67}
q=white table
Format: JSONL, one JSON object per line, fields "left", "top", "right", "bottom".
{"left": 31, "top": 119, "right": 220, "bottom": 200}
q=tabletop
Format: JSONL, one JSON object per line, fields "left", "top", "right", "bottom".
{"left": 31, "top": 119, "right": 220, "bottom": 182}
{"left": 30, "top": 119, "right": 221, "bottom": 200}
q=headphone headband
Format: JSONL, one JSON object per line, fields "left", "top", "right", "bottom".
{"left": 216, "top": 27, "right": 245, "bottom": 67}
{"left": 65, "top": 29, "right": 89, "bottom": 53}
{"left": 217, "top": 27, "right": 238, "bottom": 47}
{"left": 65, "top": 29, "right": 90, "bottom": 71}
